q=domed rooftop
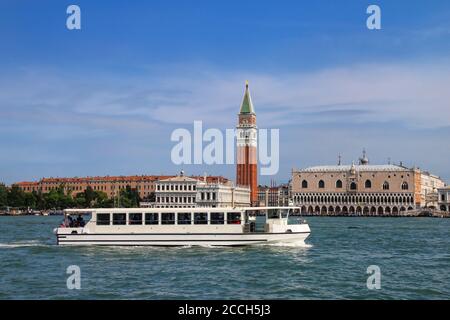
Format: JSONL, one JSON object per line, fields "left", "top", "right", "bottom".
{"left": 359, "top": 149, "right": 369, "bottom": 165}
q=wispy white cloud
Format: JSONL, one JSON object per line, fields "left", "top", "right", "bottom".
{"left": 138, "top": 62, "right": 450, "bottom": 129}
{"left": 1, "top": 62, "right": 450, "bottom": 183}
{"left": 2, "top": 62, "right": 450, "bottom": 131}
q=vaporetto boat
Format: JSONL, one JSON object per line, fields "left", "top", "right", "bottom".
{"left": 54, "top": 207, "right": 311, "bottom": 246}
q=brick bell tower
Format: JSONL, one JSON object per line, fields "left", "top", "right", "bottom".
{"left": 236, "top": 80, "right": 258, "bottom": 205}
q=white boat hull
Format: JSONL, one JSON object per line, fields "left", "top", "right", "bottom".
{"left": 56, "top": 231, "right": 310, "bottom": 246}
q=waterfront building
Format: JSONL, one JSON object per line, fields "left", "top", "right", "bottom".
{"left": 151, "top": 173, "right": 198, "bottom": 208}
{"left": 16, "top": 175, "right": 169, "bottom": 200}
{"left": 291, "top": 151, "right": 446, "bottom": 215}
{"left": 146, "top": 171, "right": 250, "bottom": 208}
{"left": 16, "top": 181, "right": 40, "bottom": 193}
{"left": 197, "top": 181, "right": 251, "bottom": 208}
{"left": 438, "top": 187, "right": 450, "bottom": 212}
{"left": 258, "top": 184, "right": 290, "bottom": 207}
{"left": 258, "top": 186, "right": 279, "bottom": 207}
{"left": 236, "top": 81, "right": 258, "bottom": 205}
{"left": 420, "top": 171, "right": 445, "bottom": 208}
{"left": 15, "top": 174, "right": 229, "bottom": 201}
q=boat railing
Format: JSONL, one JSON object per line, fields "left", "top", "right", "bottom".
{"left": 287, "top": 216, "right": 307, "bottom": 225}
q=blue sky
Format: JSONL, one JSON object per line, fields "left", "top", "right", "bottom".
{"left": 1, "top": 0, "right": 450, "bottom": 185}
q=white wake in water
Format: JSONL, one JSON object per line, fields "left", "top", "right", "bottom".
{"left": 262, "top": 241, "right": 313, "bottom": 248}
{"left": 0, "top": 240, "right": 49, "bottom": 248}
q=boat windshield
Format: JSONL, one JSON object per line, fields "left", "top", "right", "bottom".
{"left": 60, "top": 212, "right": 91, "bottom": 228}
{"left": 267, "top": 209, "right": 278, "bottom": 219}
{"left": 267, "top": 208, "right": 289, "bottom": 219}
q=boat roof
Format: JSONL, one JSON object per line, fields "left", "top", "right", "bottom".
{"left": 64, "top": 206, "right": 300, "bottom": 214}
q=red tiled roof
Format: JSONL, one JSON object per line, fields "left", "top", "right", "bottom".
{"left": 15, "top": 175, "right": 229, "bottom": 185}
{"left": 15, "top": 181, "right": 40, "bottom": 186}
{"left": 40, "top": 175, "right": 172, "bottom": 183}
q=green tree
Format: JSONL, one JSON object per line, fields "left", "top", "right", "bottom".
{"left": 119, "top": 185, "right": 140, "bottom": 207}
{"left": 84, "top": 186, "right": 97, "bottom": 207}
{"left": 93, "top": 191, "right": 109, "bottom": 207}
{"left": 74, "top": 193, "right": 86, "bottom": 208}
{"left": 34, "top": 191, "right": 46, "bottom": 210}
{"left": 0, "top": 183, "right": 8, "bottom": 208}
{"left": 44, "top": 189, "right": 60, "bottom": 209}
{"left": 40, "top": 185, "right": 75, "bottom": 210}
{"left": 110, "top": 185, "right": 141, "bottom": 208}
{"left": 74, "top": 188, "right": 109, "bottom": 208}
{"left": 143, "top": 192, "right": 155, "bottom": 203}
{"left": 98, "top": 197, "right": 114, "bottom": 208}
{"left": 23, "top": 192, "right": 37, "bottom": 208}
{"left": 7, "top": 185, "right": 26, "bottom": 207}
{"left": 59, "top": 193, "right": 75, "bottom": 209}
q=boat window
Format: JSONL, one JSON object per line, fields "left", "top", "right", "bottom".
{"left": 129, "top": 213, "right": 143, "bottom": 225}
{"left": 145, "top": 213, "right": 158, "bottom": 225}
{"left": 227, "top": 212, "right": 241, "bottom": 224}
{"left": 161, "top": 213, "right": 175, "bottom": 225}
{"left": 96, "top": 213, "right": 110, "bottom": 225}
{"left": 211, "top": 212, "right": 224, "bottom": 224}
{"left": 112, "top": 213, "right": 126, "bottom": 225}
{"left": 178, "top": 212, "right": 191, "bottom": 225}
{"left": 194, "top": 212, "right": 207, "bottom": 224}
{"left": 268, "top": 209, "right": 279, "bottom": 219}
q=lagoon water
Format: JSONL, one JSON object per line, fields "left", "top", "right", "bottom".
{"left": 0, "top": 216, "right": 449, "bottom": 299}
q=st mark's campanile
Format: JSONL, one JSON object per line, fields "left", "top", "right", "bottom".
{"left": 236, "top": 81, "right": 258, "bottom": 205}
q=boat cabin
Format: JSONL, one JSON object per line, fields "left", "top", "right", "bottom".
{"left": 59, "top": 207, "right": 306, "bottom": 234}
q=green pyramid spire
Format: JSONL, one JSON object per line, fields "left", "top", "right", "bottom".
{"left": 239, "top": 80, "right": 255, "bottom": 114}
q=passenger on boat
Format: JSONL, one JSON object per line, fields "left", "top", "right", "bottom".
{"left": 76, "top": 214, "right": 85, "bottom": 227}
{"left": 68, "top": 215, "right": 74, "bottom": 227}
{"left": 60, "top": 215, "right": 72, "bottom": 228}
